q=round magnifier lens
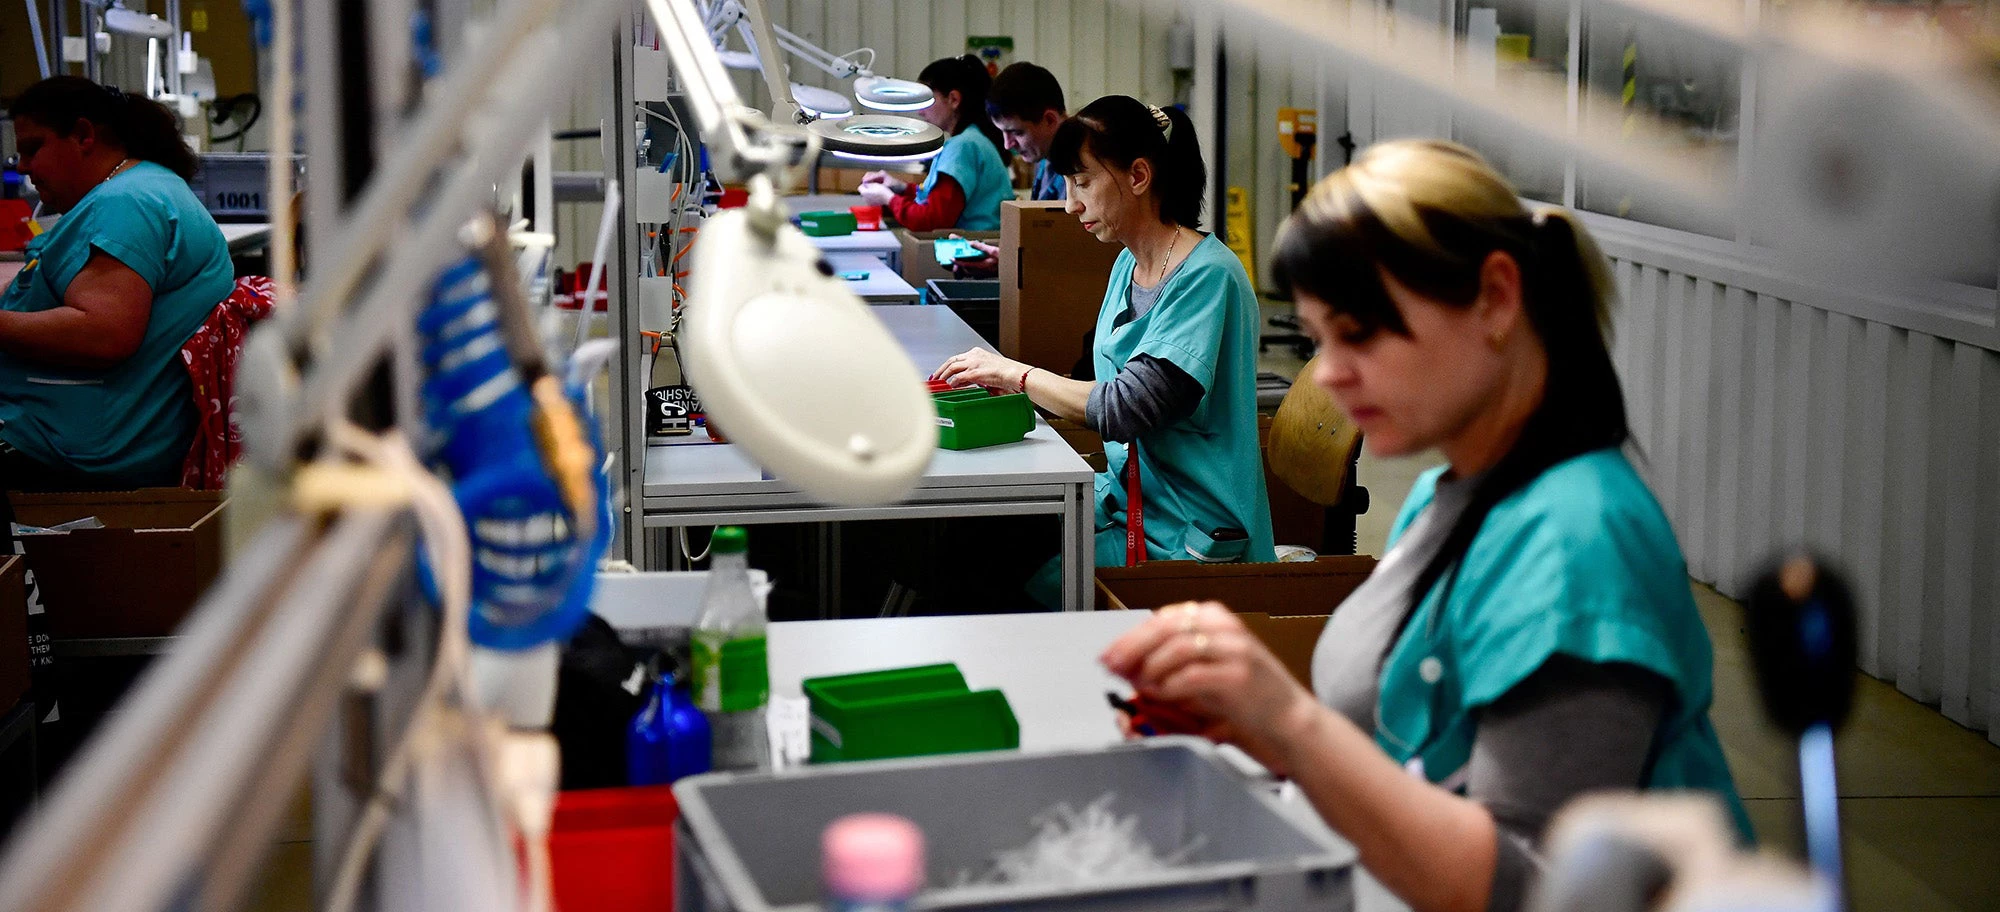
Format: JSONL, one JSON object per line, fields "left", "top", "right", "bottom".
{"left": 809, "top": 114, "right": 946, "bottom": 159}
{"left": 854, "top": 76, "right": 935, "bottom": 112}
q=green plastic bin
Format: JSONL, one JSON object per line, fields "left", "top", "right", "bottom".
{"left": 796, "top": 210, "right": 857, "bottom": 237}
{"left": 802, "top": 663, "right": 1019, "bottom": 763}
{"left": 933, "top": 388, "right": 1033, "bottom": 450}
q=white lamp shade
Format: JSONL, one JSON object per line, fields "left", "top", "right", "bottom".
{"left": 790, "top": 83, "right": 853, "bottom": 120}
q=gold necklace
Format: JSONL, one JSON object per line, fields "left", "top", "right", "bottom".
{"left": 1155, "top": 228, "right": 1181, "bottom": 286}
{"left": 102, "top": 158, "right": 137, "bottom": 185}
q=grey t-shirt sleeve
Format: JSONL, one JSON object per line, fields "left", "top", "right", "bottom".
{"left": 1084, "top": 354, "right": 1205, "bottom": 443}
{"left": 1474, "top": 656, "right": 1671, "bottom": 912}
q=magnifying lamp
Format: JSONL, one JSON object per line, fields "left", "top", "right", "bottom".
{"left": 790, "top": 82, "right": 853, "bottom": 121}
{"left": 101, "top": 5, "right": 176, "bottom": 38}
{"left": 852, "top": 75, "right": 934, "bottom": 113}
{"left": 810, "top": 114, "right": 945, "bottom": 160}
{"left": 680, "top": 177, "right": 934, "bottom": 504}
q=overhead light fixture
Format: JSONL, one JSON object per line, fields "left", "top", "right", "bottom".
{"left": 790, "top": 82, "right": 853, "bottom": 120}
{"left": 853, "top": 75, "right": 933, "bottom": 112}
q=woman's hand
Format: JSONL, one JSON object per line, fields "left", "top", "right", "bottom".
{"left": 859, "top": 171, "right": 907, "bottom": 193}
{"left": 932, "top": 347, "right": 1030, "bottom": 392}
{"left": 949, "top": 236, "right": 1000, "bottom": 278}
{"left": 857, "top": 182, "right": 898, "bottom": 207}
{"left": 1100, "top": 602, "right": 1324, "bottom": 776}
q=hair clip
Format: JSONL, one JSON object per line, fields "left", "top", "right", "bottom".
{"left": 1147, "top": 104, "right": 1173, "bottom": 142}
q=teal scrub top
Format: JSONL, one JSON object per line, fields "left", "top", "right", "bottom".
{"left": 0, "top": 160, "right": 232, "bottom": 486}
{"left": 919, "top": 128, "right": 1010, "bottom": 231}
{"left": 1030, "top": 159, "right": 1066, "bottom": 202}
{"left": 1092, "top": 234, "right": 1274, "bottom": 567}
{"left": 1375, "top": 449, "right": 1752, "bottom": 838}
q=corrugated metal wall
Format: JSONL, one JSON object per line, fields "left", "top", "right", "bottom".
{"left": 557, "top": 0, "right": 1337, "bottom": 288}
{"left": 1599, "top": 241, "right": 2000, "bottom": 745}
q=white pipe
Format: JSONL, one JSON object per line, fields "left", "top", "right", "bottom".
{"left": 575, "top": 178, "right": 622, "bottom": 353}
{"left": 24, "top": 0, "right": 52, "bottom": 78}
{"left": 294, "top": 0, "right": 571, "bottom": 344}
{"left": 281, "top": 0, "right": 626, "bottom": 455}
{"left": 267, "top": 0, "right": 296, "bottom": 304}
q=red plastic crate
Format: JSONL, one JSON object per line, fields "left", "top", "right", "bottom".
{"left": 549, "top": 786, "right": 677, "bottom": 912}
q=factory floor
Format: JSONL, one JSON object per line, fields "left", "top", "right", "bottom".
{"left": 238, "top": 329, "right": 2000, "bottom": 911}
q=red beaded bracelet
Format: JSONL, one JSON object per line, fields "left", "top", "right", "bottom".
{"left": 1018, "top": 367, "right": 1036, "bottom": 394}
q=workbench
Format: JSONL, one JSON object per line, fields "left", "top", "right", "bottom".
{"left": 640, "top": 305, "right": 1097, "bottom": 611}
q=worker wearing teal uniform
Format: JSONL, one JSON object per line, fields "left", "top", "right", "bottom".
{"left": 859, "top": 56, "right": 1011, "bottom": 232}
{"left": 1, "top": 77, "right": 231, "bottom": 490}
{"left": 1101, "top": 141, "right": 1747, "bottom": 912}
{"left": 933, "top": 96, "right": 1272, "bottom": 605}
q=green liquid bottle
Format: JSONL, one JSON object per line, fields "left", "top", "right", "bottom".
{"left": 690, "top": 527, "right": 769, "bottom": 771}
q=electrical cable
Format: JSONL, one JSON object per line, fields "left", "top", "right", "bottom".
{"left": 678, "top": 526, "right": 715, "bottom": 563}
{"left": 319, "top": 424, "right": 474, "bottom": 912}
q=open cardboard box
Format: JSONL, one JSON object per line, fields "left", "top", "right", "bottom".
{"left": 1096, "top": 556, "right": 1376, "bottom": 688}
{"left": 8, "top": 489, "right": 226, "bottom": 639}
{"left": 896, "top": 228, "right": 1002, "bottom": 288}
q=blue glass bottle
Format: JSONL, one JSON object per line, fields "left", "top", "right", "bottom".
{"left": 627, "top": 654, "right": 712, "bottom": 786}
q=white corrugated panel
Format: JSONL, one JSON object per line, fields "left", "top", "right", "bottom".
{"left": 1604, "top": 247, "right": 2000, "bottom": 744}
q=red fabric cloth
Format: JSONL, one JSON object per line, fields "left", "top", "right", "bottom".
{"left": 179, "top": 275, "right": 275, "bottom": 490}
{"left": 887, "top": 175, "right": 966, "bottom": 232}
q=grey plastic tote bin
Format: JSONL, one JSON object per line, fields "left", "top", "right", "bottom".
{"left": 672, "top": 737, "right": 1353, "bottom": 912}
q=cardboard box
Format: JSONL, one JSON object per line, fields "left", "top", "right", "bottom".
{"left": 1094, "top": 555, "right": 1377, "bottom": 617}
{"left": 9, "top": 489, "right": 226, "bottom": 639}
{"left": 0, "top": 557, "right": 26, "bottom": 710}
{"left": 896, "top": 228, "right": 1002, "bottom": 288}
{"left": 1235, "top": 612, "right": 1332, "bottom": 688}
{"left": 1000, "top": 201, "right": 1121, "bottom": 375}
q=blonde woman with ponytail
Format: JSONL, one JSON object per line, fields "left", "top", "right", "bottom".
{"left": 1101, "top": 141, "right": 1747, "bottom": 912}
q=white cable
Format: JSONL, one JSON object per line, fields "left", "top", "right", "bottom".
{"left": 320, "top": 424, "right": 475, "bottom": 912}
{"left": 678, "top": 526, "right": 715, "bottom": 563}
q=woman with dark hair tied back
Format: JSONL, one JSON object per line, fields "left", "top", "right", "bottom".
{"left": 934, "top": 95, "right": 1273, "bottom": 605}
{"left": 857, "top": 55, "right": 1012, "bottom": 231}
{"left": 1099, "top": 141, "right": 1748, "bottom": 912}
{"left": 1, "top": 76, "right": 231, "bottom": 490}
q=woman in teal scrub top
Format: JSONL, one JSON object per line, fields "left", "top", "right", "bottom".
{"left": 1101, "top": 141, "right": 1746, "bottom": 912}
{"left": 934, "top": 96, "right": 1273, "bottom": 591}
{"left": 857, "top": 55, "right": 1012, "bottom": 232}
{"left": 2, "top": 77, "right": 232, "bottom": 490}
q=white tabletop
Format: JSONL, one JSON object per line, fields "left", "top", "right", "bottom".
{"left": 219, "top": 222, "right": 271, "bottom": 253}
{"left": 825, "top": 251, "right": 916, "bottom": 303}
{"left": 769, "top": 612, "right": 1146, "bottom": 752}
{"left": 785, "top": 193, "right": 867, "bottom": 216}
{"left": 808, "top": 229, "right": 901, "bottom": 256}
{"left": 644, "top": 306, "right": 1090, "bottom": 497}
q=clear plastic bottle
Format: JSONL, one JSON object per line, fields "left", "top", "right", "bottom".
{"left": 690, "top": 526, "right": 770, "bottom": 771}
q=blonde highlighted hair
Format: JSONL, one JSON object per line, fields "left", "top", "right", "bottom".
{"left": 1273, "top": 139, "right": 1630, "bottom": 624}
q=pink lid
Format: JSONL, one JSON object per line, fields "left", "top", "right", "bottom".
{"left": 822, "top": 814, "right": 925, "bottom": 901}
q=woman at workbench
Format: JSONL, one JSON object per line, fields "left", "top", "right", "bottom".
{"left": 1100, "top": 140, "right": 1748, "bottom": 912}
{"left": 933, "top": 95, "right": 1274, "bottom": 601}
{"left": 856, "top": 55, "right": 1012, "bottom": 232}
{"left": 1, "top": 77, "right": 230, "bottom": 491}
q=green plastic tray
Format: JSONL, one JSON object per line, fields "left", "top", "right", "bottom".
{"left": 796, "top": 210, "right": 857, "bottom": 237}
{"left": 802, "top": 663, "right": 1019, "bottom": 764}
{"left": 933, "top": 388, "right": 1033, "bottom": 450}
